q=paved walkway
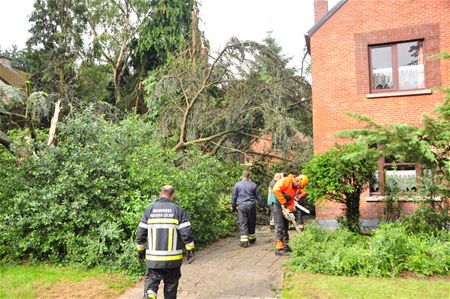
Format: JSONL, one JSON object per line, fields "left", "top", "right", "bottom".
{"left": 119, "top": 226, "right": 287, "bottom": 299}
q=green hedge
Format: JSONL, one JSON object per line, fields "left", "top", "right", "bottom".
{"left": 288, "top": 222, "right": 450, "bottom": 277}
{"left": 0, "top": 110, "right": 241, "bottom": 276}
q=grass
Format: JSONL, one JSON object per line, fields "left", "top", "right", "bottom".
{"left": 282, "top": 272, "right": 450, "bottom": 299}
{"left": 0, "top": 264, "right": 134, "bottom": 299}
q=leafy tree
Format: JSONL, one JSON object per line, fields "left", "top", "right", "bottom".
{"left": 128, "top": 0, "right": 198, "bottom": 110}
{"left": 26, "top": 0, "right": 86, "bottom": 98}
{"left": 132, "top": 0, "right": 197, "bottom": 71}
{"left": 303, "top": 143, "right": 379, "bottom": 232}
{"left": 82, "top": 0, "right": 154, "bottom": 105}
{"left": 144, "top": 38, "right": 312, "bottom": 161}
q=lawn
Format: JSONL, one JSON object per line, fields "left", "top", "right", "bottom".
{"left": 0, "top": 264, "right": 134, "bottom": 299}
{"left": 282, "top": 272, "right": 450, "bottom": 299}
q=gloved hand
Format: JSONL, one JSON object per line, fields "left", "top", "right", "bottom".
{"left": 137, "top": 250, "right": 145, "bottom": 261}
{"left": 263, "top": 205, "right": 271, "bottom": 215}
{"left": 283, "top": 193, "right": 291, "bottom": 201}
{"left": 186, "top": 250, "right": 195, "bottom": 264}
{"left": 297, "top": 191, "right": 307, "bottom": 199}
{"left": 232, "top": 205, "right": 237, "bottom": 213}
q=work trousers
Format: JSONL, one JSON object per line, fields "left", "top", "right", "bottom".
{"left": 237, "top": 203, "right": 256, "bottom": 242}
{"left": 144, "top": 267, "right": 181, "bottom": 299}
{"left": 272, "top": 204, "right": 289, "bottom": 243}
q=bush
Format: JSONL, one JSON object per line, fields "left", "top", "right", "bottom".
{"left": 288, "top": 222, "right": 450, "bottom": 277}
{"left": 0, "top": 109, "right": 241, "bottom": 276}
{"left": 400, "top": 203, "right": 450, "bottom": 235}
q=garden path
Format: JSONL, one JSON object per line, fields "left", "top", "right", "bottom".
{"left": 119, "top": 226, "right": 287, "bottom": 299}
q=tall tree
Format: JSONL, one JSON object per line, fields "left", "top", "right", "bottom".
{"left": 26, "top": 0, "right": 86, "bottom": 98}
{"left": 82, "top": 0, "right": 154, "bottom": 105}
{"left": 128, "top": 0, "right": 198, "bottom": 110}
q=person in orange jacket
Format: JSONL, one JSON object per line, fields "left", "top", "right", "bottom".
{"left": 272, "top": 174, "right": 309, "bottom": 255}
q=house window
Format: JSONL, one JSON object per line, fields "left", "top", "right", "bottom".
{"left": 370, "top": 156, "right": 421, "bottom": 194}
{"left": 370, "top": 40, "right": 424, "bottom": 92}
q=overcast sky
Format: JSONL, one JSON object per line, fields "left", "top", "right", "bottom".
{"left": 0, "top": 0, "right": 341, "bottom": 70}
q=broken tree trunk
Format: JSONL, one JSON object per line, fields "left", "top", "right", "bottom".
{"left": 47, "top": 100, "right": 62, "bottom": 146}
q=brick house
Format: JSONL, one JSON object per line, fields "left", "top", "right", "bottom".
{"left": 305, "top": 0, "right": 449, "bottom": 228}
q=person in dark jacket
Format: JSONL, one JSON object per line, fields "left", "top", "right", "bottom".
{"left": 136, "top": 185, "right": 195, "bottom": 299}
{"left": 231, "top": 170, "right": 269, "bottom": 247}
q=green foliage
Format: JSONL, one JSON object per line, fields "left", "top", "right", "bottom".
{"left": 288, "top": 222, "right": 450, "bottom": 277}
{"left": 133, "top": 0, "right": 195, "bottom": 71}
{"left": 144, "top": 38, "right": 312, "bottom": 160}
{"left": 0, "top": 109, "right": 240, "bottom": 275}
{"left": 303, "top": 143, "right": 378, "bottom": 231}
{"left": 340, "top": 98, "right": 450, "bottom": 201}
{"left": 400, "top": 204, "right": 450, "bottom": 235}
{"left": 26, "top": 0, "right": 86, "bottom": 96}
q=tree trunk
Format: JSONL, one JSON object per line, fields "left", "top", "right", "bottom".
{"left": 345, "top": 192, "right": 361, "bottom": 232}
{"left": 113, "top": 68, "right": 122, "bottom": 104}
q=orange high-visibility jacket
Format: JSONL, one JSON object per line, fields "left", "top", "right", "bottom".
{"left": 273, "top": 175, "right": 299, "bottom": 212}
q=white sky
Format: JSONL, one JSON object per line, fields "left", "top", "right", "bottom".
{"left": 0, "top": 0, "right": 341, "bottom": 70}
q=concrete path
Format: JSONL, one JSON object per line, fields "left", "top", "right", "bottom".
{"left": 119, "top": 226, "right": 287, "bottom": 299}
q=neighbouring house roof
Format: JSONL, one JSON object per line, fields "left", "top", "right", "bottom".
{"left": 305, "top": 0, "right": 349, "bottom": 53}
{"left": 0, "top": 59, "right": 28, "bottom": 88}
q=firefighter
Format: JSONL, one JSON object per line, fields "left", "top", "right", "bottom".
{"left": 272, "top": 174, "right": 309, "bottom": 255}
{"left": 231, "top": 170, "right": 270, "bottom": 247}
{"left": 136, "top": 185, "right": 195, "bottom": 299}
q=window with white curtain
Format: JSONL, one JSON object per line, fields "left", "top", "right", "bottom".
{"left": 370, "top": 40, "right": 424, "bottom": 92}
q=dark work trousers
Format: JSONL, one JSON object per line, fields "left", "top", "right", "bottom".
{"left": 144, "top": 267, "right": 181, "bottom": 299}
{"left": 237, "top": 203, "right": 256, "bottom": 240}
{"left": 273, "top": 204, "right": 289, "bottom": 243}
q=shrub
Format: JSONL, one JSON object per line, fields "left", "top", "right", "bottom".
{"left": 288, "top": 222, "right": 450, "bottom": 277}
{"left": 0, "top": 109, "right": 241, "bottom": 276}
{"left": 303, "top": 143, "right": 378, "bottom": 232}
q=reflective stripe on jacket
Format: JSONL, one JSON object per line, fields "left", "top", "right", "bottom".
{"left": 136, "top": 197, "right": 195, "bottom": 269}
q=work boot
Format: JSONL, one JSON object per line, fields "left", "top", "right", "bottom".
{"left": 275, "top": 248, "right": 288, "bottom": 256}
{"left": 284, "top": 244, "right": 292, "bottom": 252}
{"left": 275, "top": 240, "right": 287, "bottom": 256}
{"left": 240, "top": 241, "right": 249, "bottom": 247}
{"left": 248, "top": 234, "right": 256, "bottom": 244}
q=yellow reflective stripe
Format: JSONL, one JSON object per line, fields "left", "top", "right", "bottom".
{"left": 185, "top": 244, "right": 195, "bottom": 250}
{"left": 168, "top": 228, "right": 173, "bottom": 251}
{"left": 137, "top": 244, "right": 145, "bottom": 251}
{"left": 152, "top": 228, "right": 156, "bottom": 250}
{"left": 146, "top": 254, "right": 183, "bottom": 261}
{"left": 147, "top": 218, "right": 179, "bottom": 224}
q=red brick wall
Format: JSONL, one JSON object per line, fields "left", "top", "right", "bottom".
{"left": 309, "top": 0, "right": 450, "bottom": 220}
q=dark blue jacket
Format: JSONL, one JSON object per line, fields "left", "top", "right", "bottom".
{"left": 136, "top": 197, "right": 195, "bottom": 269}
{"left": 231, "top": 179, "right": 265, "bottom": 207}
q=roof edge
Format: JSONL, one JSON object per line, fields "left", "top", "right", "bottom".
{"left": 305, "top": 0, "right": 348, "bottom": 53}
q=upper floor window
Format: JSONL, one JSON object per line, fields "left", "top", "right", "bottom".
{"left": 369, "top": 40, "right": 425, "bottom": 92}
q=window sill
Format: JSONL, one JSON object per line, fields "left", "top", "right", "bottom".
{"left": 365, "top": 194, "right": 441, "bottom": 202}
{"left": 366, "top": 89, "right": 432, "bottom": 98}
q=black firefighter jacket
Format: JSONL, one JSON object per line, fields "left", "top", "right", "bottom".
{"left": 136, "top": 197, "right": 195, "bottom": 269}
